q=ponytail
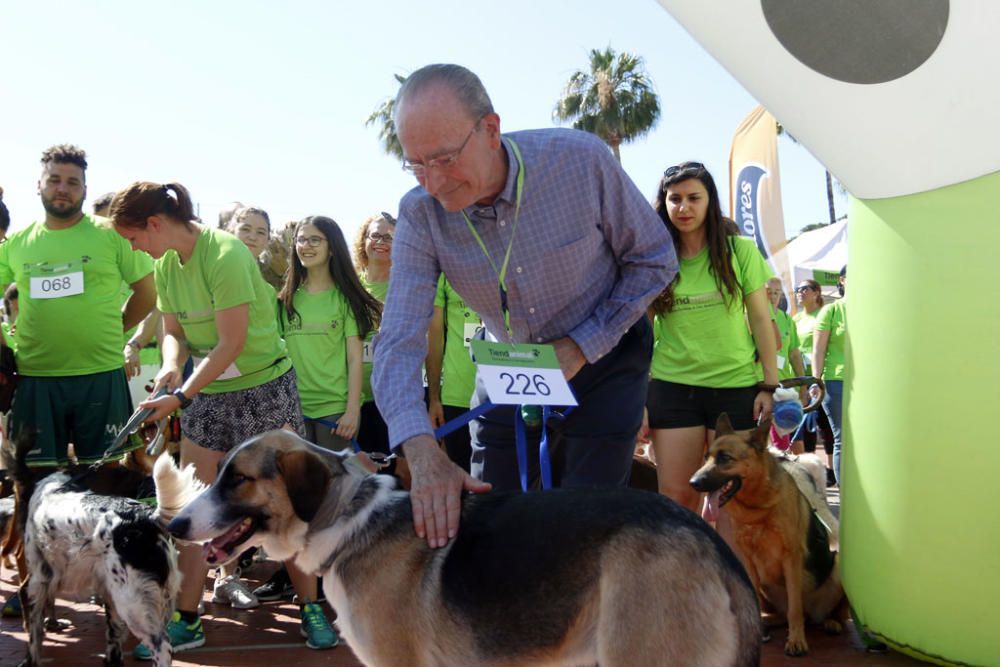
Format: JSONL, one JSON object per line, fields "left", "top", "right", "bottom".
{"left": 110, "top": 181, "right": 199, "bottom": 229}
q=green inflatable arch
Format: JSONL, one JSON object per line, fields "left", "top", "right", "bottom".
{"left": 658, "top": 2, "right": 1000, "bottom": 664}
{"left": 845, "top": 172, "right": 1000, "bottom": 666}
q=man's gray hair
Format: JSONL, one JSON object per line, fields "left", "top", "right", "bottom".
{"left": 395, "top": 64, "right": 494, "bottom": 123}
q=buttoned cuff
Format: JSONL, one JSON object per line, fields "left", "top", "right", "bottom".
{"left": 568, "top": 317, "right": 617, "bottom": 365}
{"left": 386, "top": 409, "right": 435, "bottom": 452}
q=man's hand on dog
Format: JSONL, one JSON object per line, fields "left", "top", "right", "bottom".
{"left": 403, "top": 434, "right": 491, "bottom": 548}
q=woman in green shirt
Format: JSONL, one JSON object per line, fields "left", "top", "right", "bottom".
{"left": 793, "top": 278, "right": 824, "bottom": 373}
{"left": 813, "top": 266, "right": 848, "bottom": 484}
{"left": 352, "top": 212, "right": 395, "bottom": 457}
{"left": 280, "top": 216, "right": 381, "bottom": 449}
{"left": 110, "top": 182, "right": 337, "bottom": 655}
{"left": 646, "top": 163, "right": 778, "bottom": 512}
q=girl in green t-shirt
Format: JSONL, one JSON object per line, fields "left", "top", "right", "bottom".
{"left": 352, "top": 212, "right": 395, "bottom": 457}
{"left": 646, "top": 162, "right": 779, "bottom": 513}
{"left": 793, "top": 278, "right": 824, "bottom": 373}
{"left": 110, "top": 182, "right": 338, "bottom": 654}
{"left": 813, "top": 267, "right": 848, "bottom": 484}
{"left": 279, "top": 216, "right": 381, "bottom": 450}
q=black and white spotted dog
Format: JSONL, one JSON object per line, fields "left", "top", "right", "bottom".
{"left": 17, "top": 454, "right": 202, "bottom": 667}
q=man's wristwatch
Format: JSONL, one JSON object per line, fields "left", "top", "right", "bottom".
{"left": 172, "top": 388, "right": 193, "bottom": 409}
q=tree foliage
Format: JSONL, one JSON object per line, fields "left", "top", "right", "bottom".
{"left": 553, "top": 47, "right": 660, "bottom": 162}
{"left": 366, "top": 73, "right": 408, "bottom": 161}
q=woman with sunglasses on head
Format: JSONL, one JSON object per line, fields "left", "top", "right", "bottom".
{"left": 352, "top": 212, "right": 396, "bottom": 459}
{"left": 109, "top": 183, "right": 339, "bottom": 655}
{"left": 646, "top": 162, "right": 778, "bottom": 513}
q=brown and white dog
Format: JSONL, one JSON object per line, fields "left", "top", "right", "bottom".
{"left": 169, "top": 430, "right": 763, "bottom": 667}
{"left": 690, "top": 414, "right": 848, "bottom": 656}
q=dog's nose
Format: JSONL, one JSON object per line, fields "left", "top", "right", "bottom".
{"left": 689, "top": 474, "right": 706, "bottom": 491}
{"left": 167, "top": 516, "right": 191, "bottom": 539}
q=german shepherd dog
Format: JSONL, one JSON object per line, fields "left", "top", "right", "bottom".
{"left": 169, "top": 430, "right": 762, "bottom": 667}
{"left": 690, "top": 414, "right": 847, "bottom": 656}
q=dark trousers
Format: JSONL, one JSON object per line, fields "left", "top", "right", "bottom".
{"left": 358, "top": 400, "right": 390, "bottom": 456}
{"left": 469, "top": 317, "right": 652, "bottom": 491}
{"left": 442, "top": 404, "right": 473, "bottom": 473}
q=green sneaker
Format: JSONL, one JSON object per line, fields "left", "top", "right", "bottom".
{"left": 132, "top": 611, "right": 205, "bottom": 660}
{"left": 1, "top": 592, "right": 21, "bottom": 618}
{"left": 299, "top": 601, "right": 338, "bottom": 650}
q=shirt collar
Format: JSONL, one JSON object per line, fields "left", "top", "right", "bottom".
{"left": 464, "top": 136, "right": 520, "bottom": 219}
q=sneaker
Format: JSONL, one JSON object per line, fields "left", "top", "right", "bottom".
{"left": 1, "top": 592, "right": 21, "bottom": 617}
{"left": 132, "top": 611, "right": 205, "bottom": 660}
{"left": 212, "top": 569, "right": 260, "bottom": 609}
{"left": 299, "top": 601, "right": 338, "bottom": 650}
{"left": 253, "top": 566, "right": 295, "bottom": 601}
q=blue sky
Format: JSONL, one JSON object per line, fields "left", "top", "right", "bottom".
{"left": 0, "top": 0, "right": 845, "bottom": 242}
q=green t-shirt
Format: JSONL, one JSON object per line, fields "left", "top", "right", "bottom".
{"left": 651, "top": 236, "right": 773, "bottom": 388}
{"left": 359, "top": 274, "right": 388, "bottom": 404}
{"left": 793, "top": 309, "right": 819, "bottom": 372}
{"left": 815, "top": 300, "right": 847, "bottom": 381}
{"left": 1, "top": 321, "right": 16, "bottom": 351}
{"left": 772, "top": 306, "right": 800, "bottom": 380}
{"left": 0, "top": 215, "right": 153, "bottom": 376}
{"left": 279, "top": 286, "right": 360, "bottom": 417}
{"left": 155, "top": 227, "right": 290, "bottom": 394}
{"left": 434, "top": 275, "right": 483, "bottom": 408}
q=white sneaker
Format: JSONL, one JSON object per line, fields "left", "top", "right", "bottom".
{"left": 212, "top": 569, "right": 260, "bottom": 609}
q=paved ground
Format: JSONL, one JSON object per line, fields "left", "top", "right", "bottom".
{"left": 0, "top": 487, "right": 930, "bottom": 666}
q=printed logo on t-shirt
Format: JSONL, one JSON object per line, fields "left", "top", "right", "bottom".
{"left": 673, "top": 290, "right": 725, "bottom": 311}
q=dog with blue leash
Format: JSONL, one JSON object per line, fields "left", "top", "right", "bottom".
{"left": 169, "top": 429, "right": 762, "bottom": 667}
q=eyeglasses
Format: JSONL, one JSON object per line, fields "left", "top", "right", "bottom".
{"left": 402, "top": 119, "right": 481, "bottom": 176}
{"left": 295, "top": 235, "right": 325, "bottom": 248}
{"left": 368, "top": 232, "right": 393, "bottom": 244}
{"left": 663, "top": 162, "right": 706, "bottom": 179}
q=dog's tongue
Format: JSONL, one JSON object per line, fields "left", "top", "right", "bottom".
{"left": 203, "top": 542, "right": 228, "bottom": 565}
{"left": 202, "top": 519, "right": 248, "bottom": 564}
{"left": 703, "top": 491, "right": 721, "bottom": 523}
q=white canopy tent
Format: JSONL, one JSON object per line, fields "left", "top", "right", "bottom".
{"left": 774, "top": 219, "right": 847, "bottom": 306}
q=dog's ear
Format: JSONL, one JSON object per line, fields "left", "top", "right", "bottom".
{"left": 715, "top": 412, "right": 735, "bottom": 435}
{"left": 277, "top": 449, "right": 331, "bottom": 523}
{"left": 748, "top": 417, "right": 772, "bottom": 452}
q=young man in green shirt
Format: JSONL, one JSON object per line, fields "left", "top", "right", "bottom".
{"left": 0, "top": 144, "right": 156, "bottom": 467}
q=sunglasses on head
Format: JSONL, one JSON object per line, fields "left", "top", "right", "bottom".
{"left": 663, "top": 162, "right": 706, "bottom": 179}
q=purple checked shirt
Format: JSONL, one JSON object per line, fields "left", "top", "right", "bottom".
{"left": 372, "top": 128, "right": 677, "bottom": 449}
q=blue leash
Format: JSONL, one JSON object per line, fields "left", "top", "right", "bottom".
{"left": 310, "top": 400, "right": 571, "bottom": 490}
{"left": 304, "top": 417, "right": 362, "bottom": 453}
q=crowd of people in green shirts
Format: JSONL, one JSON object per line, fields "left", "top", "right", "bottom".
{"left": 0, "top": 146, "right": 849, "bottom": 659}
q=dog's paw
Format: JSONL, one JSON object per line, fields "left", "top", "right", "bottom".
{"left": 761, "top": 627, "right": 772, "bottom": 643}
{"left": 784, "top": 636, "right": 809, "bottom": 656}
{"left": 823, "top": 618, "right": 843, "bottom": 635}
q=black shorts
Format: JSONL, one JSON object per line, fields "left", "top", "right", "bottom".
{"left": 646, "top": 379, "right": 757, "bottom": 430}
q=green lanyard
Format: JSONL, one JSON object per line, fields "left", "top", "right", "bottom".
{"left": 461, "top": 137, "right": 525, "bottom": 339}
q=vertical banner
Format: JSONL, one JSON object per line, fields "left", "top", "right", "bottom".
{"left": 729, "top": 105, "right": 791, "bottom": 304}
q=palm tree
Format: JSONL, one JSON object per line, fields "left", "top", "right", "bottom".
{"left": 553, "top": 47, "right": 660, "bottom": 162}
{"left": 365, "top": 73, "right": 408, "bottom": 161}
